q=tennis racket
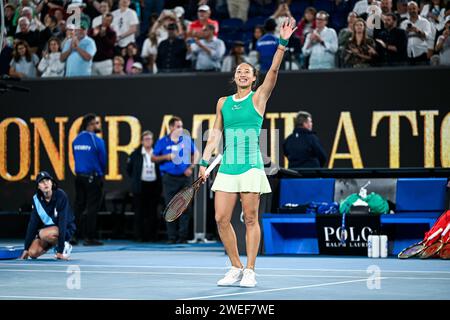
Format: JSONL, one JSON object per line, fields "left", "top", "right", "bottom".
{"left": 420, "top": 223, "right": 450, "bottom": 259}
{"left": 398, "top": 227, "right": 443, "bottom": 259}
{"left": 163, "top": 154, "right": 223, "bottom": 222}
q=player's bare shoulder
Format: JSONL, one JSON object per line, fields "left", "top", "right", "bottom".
{"left": 217, "top": 96, "right": 227, "bottom": 112}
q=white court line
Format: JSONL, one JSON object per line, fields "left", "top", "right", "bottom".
{"left": 180, "top": 278, "right": 386, "bottom": 300}
{"left": 1, "top": 262, "right": 450, "bottom": 274}
{"left": 1, "top": 269, "right": 449, "bottom": 281}
{"left": 0, "top": 269, "right": 359, "bottom": 278}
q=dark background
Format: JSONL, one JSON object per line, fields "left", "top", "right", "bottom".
{"left": 0, "top": 66, "right": 449, "bottom": 211}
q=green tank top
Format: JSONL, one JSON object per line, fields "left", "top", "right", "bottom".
{"left": 219, "top": 91, "right": 265, "bottom": 175}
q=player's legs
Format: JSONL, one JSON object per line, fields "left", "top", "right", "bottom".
{"left": 28, "top": 226, "right": 59, "bottom": 258}
{"left": 27, "top": 239, "right": 49, "bottom": 258}
{"left": 215, "top": 191, "right": 242, "bottom": 268}
{"left": 240, "top": 192, "right": 260, "bottom": 270}
{"left": 39, "top": 226, "right": 59, "bottom": 245}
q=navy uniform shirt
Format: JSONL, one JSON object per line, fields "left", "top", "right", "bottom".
{"left": 283, "top": 127, "right": 327, "bottom": 169}
{"left": 72, "top": 131, "right": 107, "bottom": 176}
{"left": 24, "top": 189, "right": 76, "bottom": 254}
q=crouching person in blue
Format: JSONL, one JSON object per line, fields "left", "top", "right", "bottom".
{"left": 20, "top": 171, "right": 76, "bottom": 260}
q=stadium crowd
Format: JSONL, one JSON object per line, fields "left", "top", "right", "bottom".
{"left": 1, "top": 0, "right": 449, "bottom": 78}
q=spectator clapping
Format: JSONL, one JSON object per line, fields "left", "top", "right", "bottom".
{"left": 37, "top": 36, "right": 65, "bottom": 77}
{"left": 2, "top": 0, "right": 448, "bottom": 79}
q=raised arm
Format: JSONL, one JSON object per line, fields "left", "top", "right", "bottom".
{"left": 254, "top": 18, "right": 297, "bottom": 113}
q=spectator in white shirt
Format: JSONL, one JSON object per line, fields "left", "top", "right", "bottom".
{"left": 435, "top": 16, "right": 450, "bottom": 65}
{"left": 141, "top": 31, "right": 158, "bottom": 73}
{"left": 16, "top": 6, "right": 45, "bottom": 33}
{"left": 126, "top": 130, "right": 162, "bottom": 242}
{"left": 302, "top": 11, "right": 338, "bottom": 69}
{"left": 400, "top": 1, "right": 432, "bottom": 65}
{"left": 38, "top": 37, "right": 65, "bottom": 77}
{"left": 92, "top": 1, "right": 111, "bottom": 29}
{"left": 111, "top": 0, "right": 139, "bottom": 49}
{"left": 420, "top": 0, "right": 446, "bottom": 31}
{"left": 420, "top": 0, "right": 446, "bottom": 57}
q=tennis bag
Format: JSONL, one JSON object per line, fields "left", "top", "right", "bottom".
{"left": 419, "top": 210, "right": 450, "bottom": 259}
{"left": 423, "top": 210, "right": 450, "bottom": 246}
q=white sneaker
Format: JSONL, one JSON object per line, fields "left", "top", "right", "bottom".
{"left": 240, "top": 268, "right": 257, "bottom": 287}
{"left": 63, "top": 241, "right": 72, "bottom": 258}
{"left": 217, "top": 266, "right": 244, "bottom": 286}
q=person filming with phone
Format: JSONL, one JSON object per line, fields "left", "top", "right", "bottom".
{"left": 400, "top": 1, "right": 432, "bottom": 65}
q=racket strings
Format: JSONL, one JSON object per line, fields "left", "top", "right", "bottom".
{"left": 420, "top": 241, "right": 443, "bottom": 259}
{"left": 163, "top": 178, "right": 205, "bottom": 222}
{"left": 398, "top": 243, "right": 425, "bottom": 259}
{"left": 164, "top": 188, "right": 195, "bottom": 222}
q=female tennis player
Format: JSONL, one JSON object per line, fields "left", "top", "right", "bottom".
{"left": 199, "top": 17, "right": 297, "bottom": 287}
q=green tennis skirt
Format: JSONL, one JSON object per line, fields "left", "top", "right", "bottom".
{"left": 211, "top": 168, "right": 272, "bottom": 194}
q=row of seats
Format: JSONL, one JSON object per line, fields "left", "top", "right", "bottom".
{"left": 279, "top": 178, "right": 447, "bottom": 213}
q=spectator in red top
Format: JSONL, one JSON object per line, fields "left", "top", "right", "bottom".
{"left": 187, "top": 5, "right": 219, "bottom": 39}
{"left": 295, "top": 6, "right": 317, "bottom": 45}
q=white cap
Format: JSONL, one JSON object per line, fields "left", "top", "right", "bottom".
{"left": 198, "top": 4, "right": 210, "bottom": 11}
{"left": 173, "top": 6, "right": 185, "bottom": 18}
{"left": 66, "top": 23, "right": 76, "bottom": 30}
{"left": 445, "top": 15, "right": 450, "bottom": 24}
{"left": 132, "top": 62, "right": 143, "bottom": 70}
{"left": 69, "top": 0, "right": 86, "bottom": 7}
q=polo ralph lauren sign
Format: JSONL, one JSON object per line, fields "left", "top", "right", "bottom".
{"left": 316, "top": 214, "right": 381, "bottom": 255}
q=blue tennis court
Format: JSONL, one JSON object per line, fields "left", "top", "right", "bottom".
{"left": 1, "top": 241, "right": 449, "bottom": 300}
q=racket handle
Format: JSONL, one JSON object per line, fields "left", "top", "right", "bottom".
{"left": 427, "top": 227, "right": 443, "bottom": 241}
{"left": 442, "top": 223, "right": 450, "bottom": 237}
{"left": 205, "top": 154, "right": 223, "bottom": 175}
